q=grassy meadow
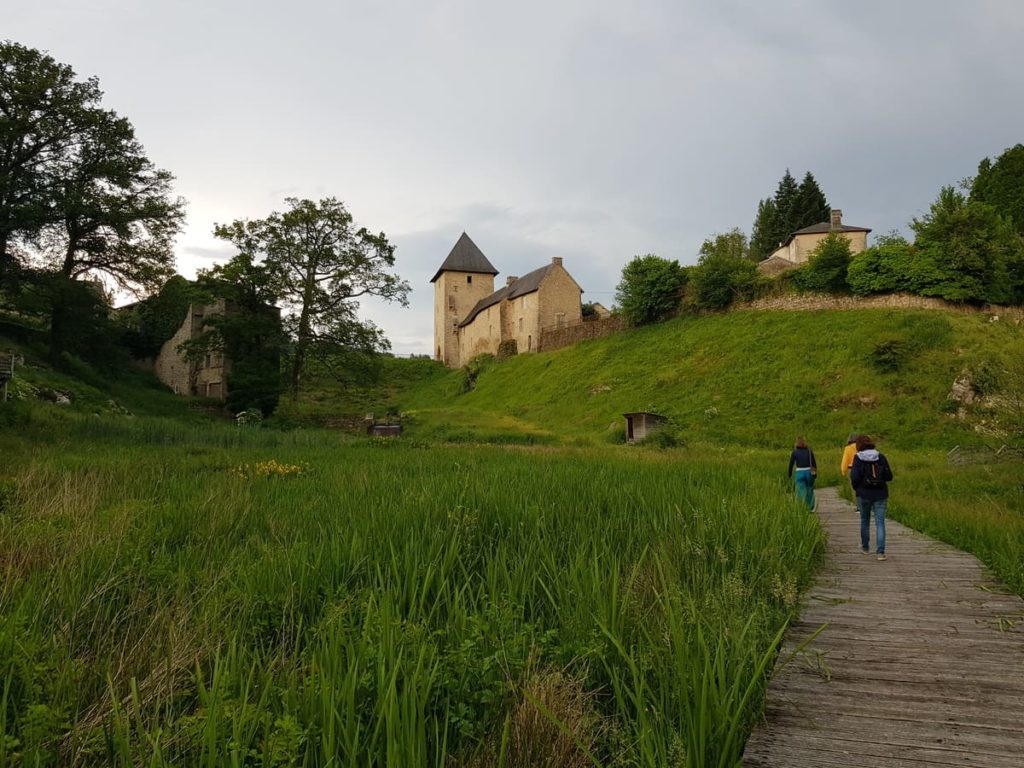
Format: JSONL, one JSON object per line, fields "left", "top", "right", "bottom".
{"left": 1, "top": 305, "right": 1023, "bottom": 766}
{"left": 1, "top": 415, "right": 827, "bottom": 767}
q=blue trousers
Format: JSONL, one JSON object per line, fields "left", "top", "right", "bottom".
{"left": 857, "top": 496, "right": 887, "bottom": 554}
{"left": 793, "top": 468, "right": 815, "bottom": 510}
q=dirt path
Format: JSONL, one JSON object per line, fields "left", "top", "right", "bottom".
{"left": 743, "top": 486, "right": 1024, "bottom": 767}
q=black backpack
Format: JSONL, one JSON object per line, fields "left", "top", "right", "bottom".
{"left": 862, "top": 460, "right": 885, "bottom": 488}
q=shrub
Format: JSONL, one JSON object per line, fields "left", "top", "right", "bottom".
{"left": 615, "top": 255, "right": 687, "bottom": 324}
{"left": 461, "top": 354, "right": 495, "bottom": 393}
{"left": 847, "top": 233, "right": 916, "bottom": 296}
{"left": 798, "top": 232, "right": 852, "bottom": 294}
{"left": 496, "top": 339, "right": 518, "bottom": 360}
{"left": 689, "top": 253, "right": 757, "bottom": 310}
{"left": 870, "top": 338, "right": 908, "bottom": 373}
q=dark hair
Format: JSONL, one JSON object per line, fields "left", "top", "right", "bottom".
{"left": 856, "top": 435, "right": 875, "bottom": 451}
{"left": 795, "top": 437, "right": 808, "bottom": 449}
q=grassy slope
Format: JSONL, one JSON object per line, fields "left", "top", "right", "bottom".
{"left": 393, "top": 309, "right": 1022, "bottom": 450}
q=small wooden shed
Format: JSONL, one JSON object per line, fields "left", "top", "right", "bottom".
{"left": 623, "top": 412, "right": 667, "bottom": 443}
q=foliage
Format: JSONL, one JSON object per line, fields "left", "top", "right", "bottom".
{"left": 213, "top": 198, "right": 410, "bottom": 397}
{"left": 0, "top": 41, "right": 185, "bottom": 364}
{"left": 846, "top": 232, "right": 916, "bottom": 295}
{"left": 0, "top": 424, "right": 824, "bottom": 766}
{"left": 970, "top": 143, "right": 1024, "bottom": 237}
{"left": 461, "top": 353, "right": 494, "bottom": 392}
{"left": 0, "top": 41, "right": 102, "bottom": 281}
{"left": 581, "top": 302, "right": 597, "bottom": 318}
{"left": 749, "top": 170, "right": 830, "bottom": 261}
{"left": 794, "top": 232, "right": 853, "bottom": 294}
{"left": 614, "top": 254, "right": 687, "bottom": 325}
{"left": 911, "top": 186, "right": 1024, "bottom": 304}
{"left": 118, "top": 275, "right": 210, "bottom": 358}
{"left": 689, "top": 236, "right": 758, "bottom": 310}
{"left": 869, "top": 338, "right": 909, "bottom": 373}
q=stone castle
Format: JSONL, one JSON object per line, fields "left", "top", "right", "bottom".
{"left": 432, "top": 233, "right": 584, "bottom": 368}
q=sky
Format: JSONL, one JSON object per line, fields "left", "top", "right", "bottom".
{"left": 6, "top": 0, "right": 1024, "bottom": 354}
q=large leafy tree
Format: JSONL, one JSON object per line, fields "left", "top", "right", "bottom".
{"left": 690, "top": 231, "right": 758, "bottom": 310}
{"left": 0, "top": 40, "right": 102, "bottom": 282}
{"left": 0, "top": 41, "right": 184, "bottom": 364}
{"left": 911, "top": 186, "right": 1024, "bottom": 304}
{"left": 40, "top": 108, "right": 184, "bottom": 361}
{"left": 970, "top": 144, "right": 1024, "bottom": 237}
{"left": 214, "top": 197, "right": 410, "bottom": 396}
{"left": 614, "top": 254, "right": 686, "bottom": 325}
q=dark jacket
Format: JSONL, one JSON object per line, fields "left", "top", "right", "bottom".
{"left": 788, "top": 447, "right": 817, "bottom": 477}
{"left": 850, "top": 449, "right": 893, "bottom": 500}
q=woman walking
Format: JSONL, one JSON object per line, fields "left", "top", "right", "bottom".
{"left": 850, "top": 435, "right": 894, "bottom": 561}
{"left": 787, "top": 437, "right": 817, "bottom": 510}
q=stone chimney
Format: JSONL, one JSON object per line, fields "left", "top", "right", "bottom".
{"left": 551, "top": 257, "right": 563, "bottom": 267}
{"left": 506, "top": 275, "right": 518, "bottom": 286}
{"left": 830, "top": 209, "right": 843, "bottom": 230}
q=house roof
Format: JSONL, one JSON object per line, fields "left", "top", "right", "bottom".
{"left": 458, "top": 263, "right": 556, "bottom": 328}
{"left": 430, "top": 232, "right": 499, "bottom": 283}
{"left": 780, "top": 221, "right": 871, "bottom": 247}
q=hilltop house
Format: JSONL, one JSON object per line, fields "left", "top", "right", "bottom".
{"left": 432, "top": 233, "right": 584, "bottom": 368}
{"left": 757, "top": 209, "right": 871, "bottom": 275}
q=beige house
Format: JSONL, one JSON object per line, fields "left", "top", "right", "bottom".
{"left": 757, "top": 209, "right": 871, "bottom": 274}
{"left": 152, "top": 301, "right": 230, "bottom": 399}
{"left": 432, "top": 233, "right": 584, "bottom": 368}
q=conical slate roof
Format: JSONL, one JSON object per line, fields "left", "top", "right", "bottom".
{"left": 430, "top": 232, "right": 499, "bottom": 283}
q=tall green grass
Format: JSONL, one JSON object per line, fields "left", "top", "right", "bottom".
{"left": 0, "top": 424, "right": 823, "bottom": 766}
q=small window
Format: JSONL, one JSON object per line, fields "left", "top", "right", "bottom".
{"left": 518, "top": 318, "right": 523, "bottom": 331}
{"left": 467, "top": 275, "right": 472, "bottom": 284}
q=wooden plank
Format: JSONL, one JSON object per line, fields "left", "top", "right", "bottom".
{"left": 743, "top": 487, "right": 1024, "bottom": 766}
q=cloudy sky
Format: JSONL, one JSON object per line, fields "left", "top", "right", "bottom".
{"left": 7, "top": 1, "right": 1024, "bottom": 354}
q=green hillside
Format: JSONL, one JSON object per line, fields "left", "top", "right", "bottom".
{"left": 390, "top": 309, "right": 1022, "bottom": 450}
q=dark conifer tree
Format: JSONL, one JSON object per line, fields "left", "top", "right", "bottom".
{"left": 750, "top": 198, "right": 779, "bottom": 261}
{"left": 794, "top": 171, "right": 830, "bottom": 230}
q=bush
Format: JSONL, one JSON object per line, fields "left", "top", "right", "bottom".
{"left": 644, "top": 427, "right": 683, "bottom": 449}
{"left": 798, "top": 232, "right": 852, "bottom": 294}
{"left": 615, "top": 255, "right": 687, "bottom": 324}
{"left": 461, "top": 354, "right": 494, "bottom": 393}
{"left": 870, "top": 338, "right": 908, "bottom": 373}
{"left": 689, "top": 253, "right": 757, "bottom": 310}
{"left": 847, "top": 233, "right": 916, "bottom": 296}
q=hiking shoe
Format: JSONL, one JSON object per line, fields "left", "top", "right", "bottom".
{"left": 860, "top": 547, "right": 869, "bottom": 555}
{"left": 877, "top": 554, "right": 887, "bottom": 561}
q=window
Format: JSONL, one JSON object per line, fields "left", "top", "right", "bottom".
{"left": 467, "top": 275, "right": 472, "bottom": 284}
{"left": 528, "top": 334, "right": 532, "bottom": 351}
{"left": 518, "top": 317, "right": 523, "bottom": 331}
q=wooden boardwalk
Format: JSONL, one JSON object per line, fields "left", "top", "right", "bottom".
{"left": 743, "top": 487, "right": 1024, "bottom": 767}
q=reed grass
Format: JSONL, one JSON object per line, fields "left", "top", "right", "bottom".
{"left": 0, "top": 422, "right": 823, "bottom": 766}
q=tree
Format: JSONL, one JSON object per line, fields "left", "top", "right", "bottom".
{"left": 847, "top": 232, "right": 917, "bottom": 296}
{"left": 911, "top": 186, "right": 1024, "bottom": 304}
{"left": 970, "top": 144, "right": 1024, "bottom": 237}
{"left": 614, "top": 254, "right": 686, "bottom": 325}
{"left": 794, "top": 171, "right": 830, "bottom": 230}
{"left": 39, "top": 108, "right": 184, "bottom": 362}
{"left": 797, "top": 231, "right": 853, "bottom": 294}
{"left": 214, "top": 198, "right": 410, "bottom": 396}
{"left": 0, "top": 41, "right": 102, "bottom": 283}
{"left": 192, "top": 254, "right": 285, "bottom": 415}
{"left": 749, "top": 197, "right": 780, "bottom": 261}
{"left": 750, "top": 169, "right": 831, "bottom": 261}
{"left": 689, "top": 233, "right": 758, "bottom": 310}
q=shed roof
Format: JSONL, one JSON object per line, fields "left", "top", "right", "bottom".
{"left": 430, "top": 232, "right": 499, "bottom": 283}
{"left": 623, "top": 412, "right": 668, "bottom": 420}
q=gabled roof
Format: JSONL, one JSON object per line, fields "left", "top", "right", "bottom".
{"left": 458, "top": 263, "right": 561, "bottom": 328}
{"left": 781, "top": 221, "right": 871, "bottom": 247}
{"left": 430, "top": 232, "right": 499, "bottom": 283}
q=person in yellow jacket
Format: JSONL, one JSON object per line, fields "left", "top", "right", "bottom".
{"left": 840, "top": 433, "right": 859, "bottom": 476}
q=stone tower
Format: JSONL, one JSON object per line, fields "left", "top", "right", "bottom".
{"left": 431, "top": 233, "right": 498, "bottom": 367}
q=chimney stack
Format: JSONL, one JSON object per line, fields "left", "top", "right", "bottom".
{"left": 830, "top": 209, "right": 843, "bottom": 230}
{"left": 506, "top": 276, "right": 518, "bottom": 286}
{"left": 551, "top": 256, "right": 563, "bottom": 266}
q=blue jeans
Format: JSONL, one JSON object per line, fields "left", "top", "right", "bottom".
{"left": 857, "top": 497, "right": 887, "bottom": 554}
{"left": 794, "top": 468, "right": 815, "bottom": 510}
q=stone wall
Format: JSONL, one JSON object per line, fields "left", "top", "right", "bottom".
{"left": 737, "top": 292, "right": 1024, "bottom": 319}
{"left": 538, "top": 315, "right": 626, "bottom": 353}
